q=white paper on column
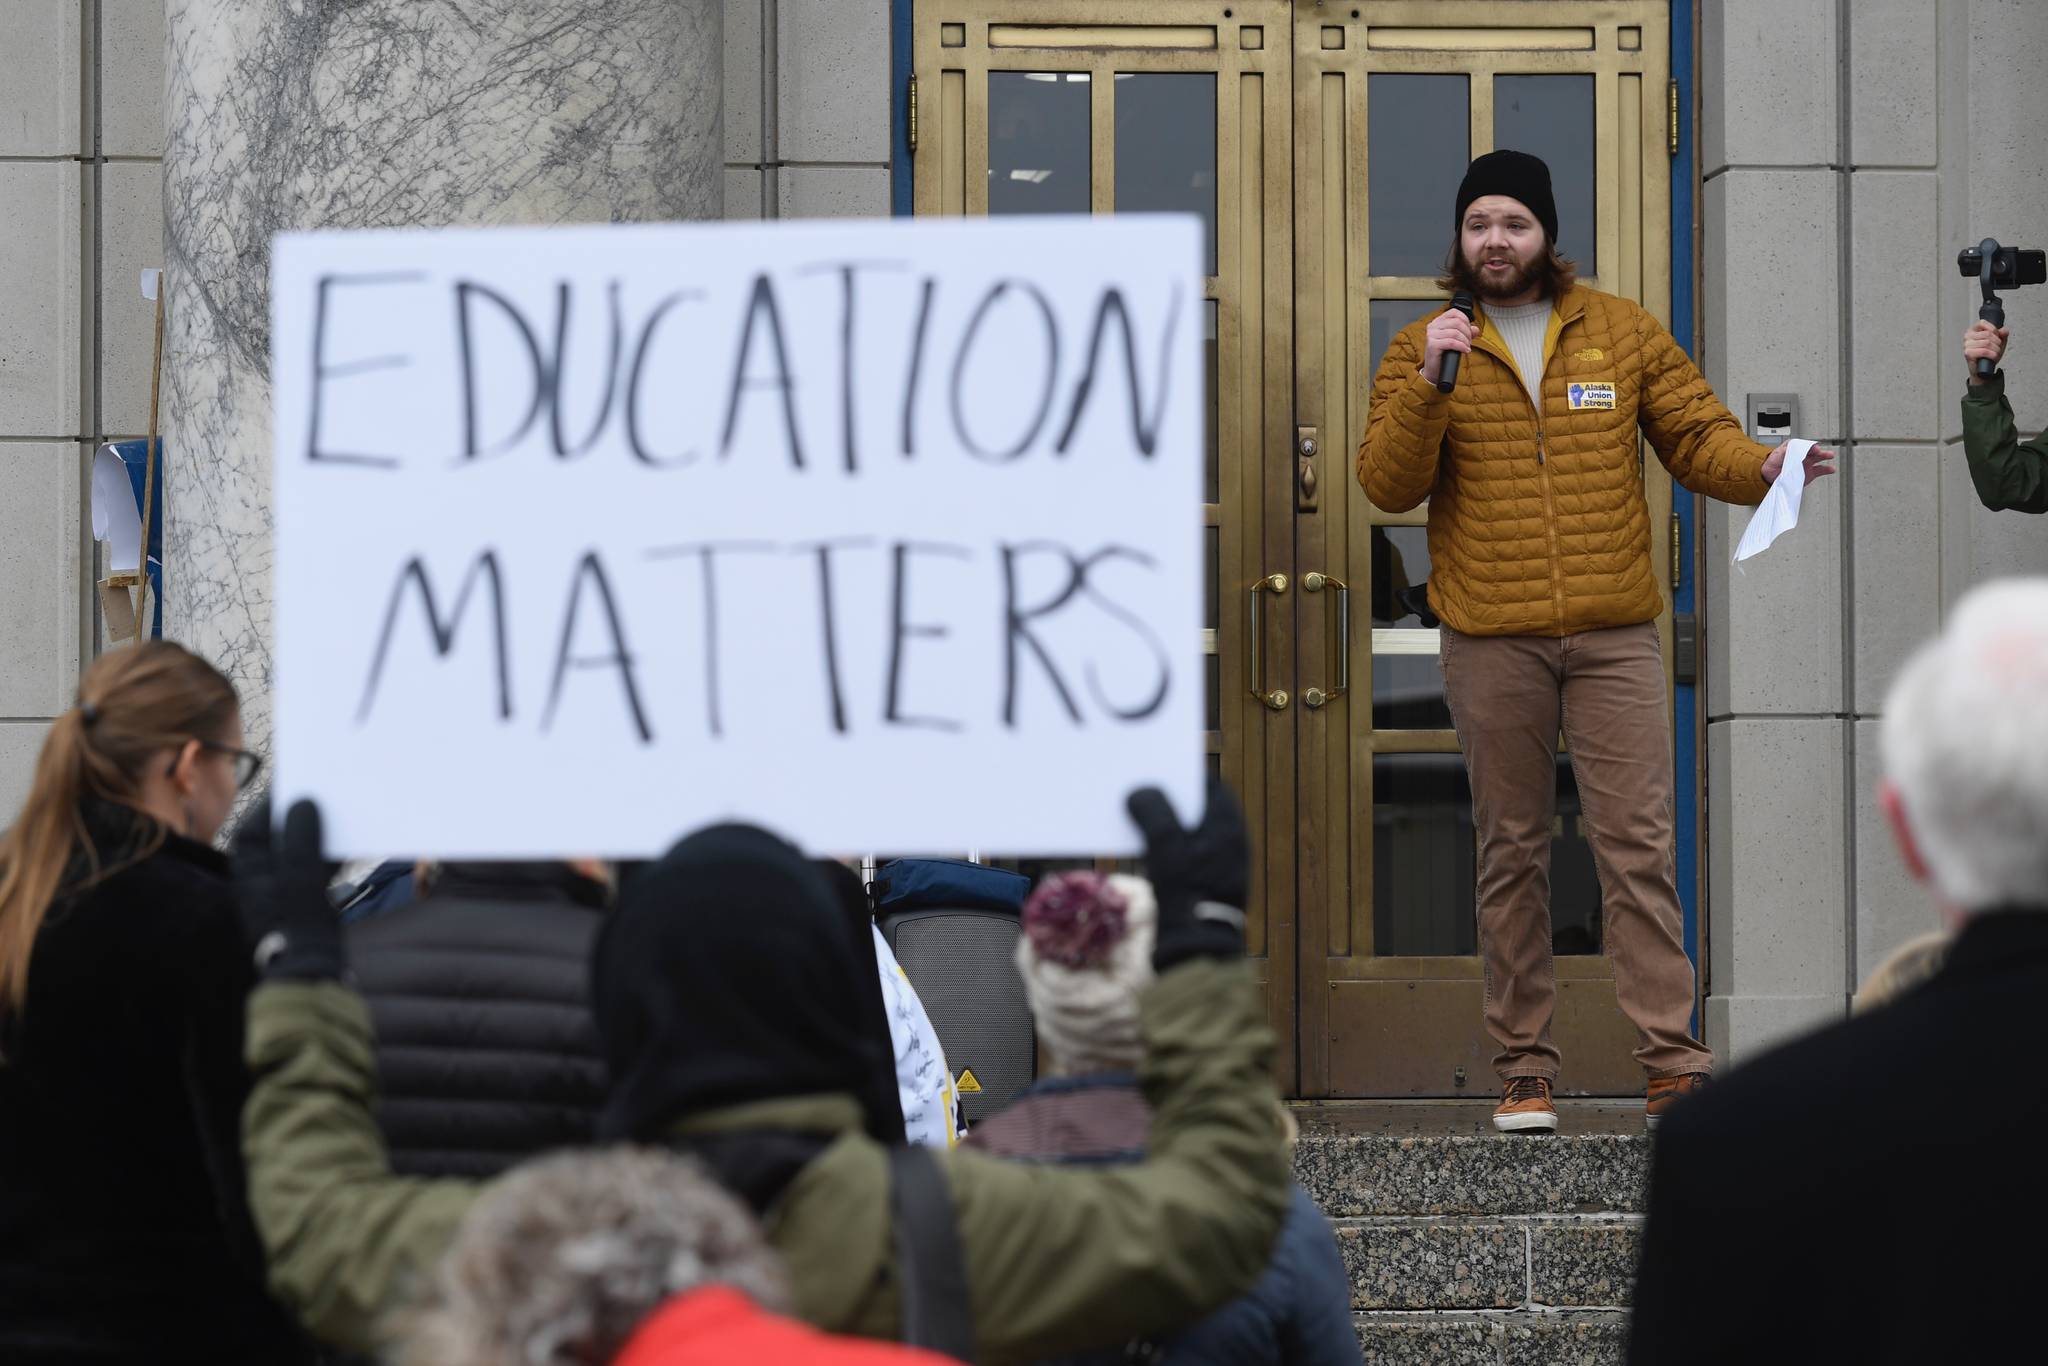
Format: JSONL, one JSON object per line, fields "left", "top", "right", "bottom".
{"left": 1732, "top": 437, "right": 1815, "bottom": 566}
{"left": 140, "top": 269, "right": 161, "bottom": 301}
{"left": 90, "top": 445, "right": 143, "bottom": 572}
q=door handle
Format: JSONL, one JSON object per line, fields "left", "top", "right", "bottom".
{"left": 1301, "top": 571, "right": 1350, "bottom": 710}
{"left": 1247, "top": 573, "right": 1289, "bottom": 711}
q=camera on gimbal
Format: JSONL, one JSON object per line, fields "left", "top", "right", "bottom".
{"left": 1957, "top": 239, "right": 2047, "bottom": 379}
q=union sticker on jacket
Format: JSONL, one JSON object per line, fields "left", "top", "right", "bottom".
{"left": 1567, "top": 381, "right": 1617, "bottom": 410}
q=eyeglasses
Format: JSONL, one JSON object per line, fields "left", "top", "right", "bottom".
{"left": 198, "top": 741, "right": 265, "bottom": 791}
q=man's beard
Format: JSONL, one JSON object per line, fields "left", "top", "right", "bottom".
{"left": 1457, "top": 244, "right": 1544, "bottom": 301}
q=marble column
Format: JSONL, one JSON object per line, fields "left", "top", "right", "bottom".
{"left": 162, "top": 0, "right": 721, "bottom": 753}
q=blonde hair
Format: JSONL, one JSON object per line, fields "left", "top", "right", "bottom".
{"left": 0, "top": 642, "right": 237, "bottom": 1018}
{"left": 1853, "top": 931, "right": 1952, "bottom": 1014}
{"left": 398, "top": 1147, "right": 791, "bottom": 1366}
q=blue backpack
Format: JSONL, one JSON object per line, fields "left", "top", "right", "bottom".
{"left": 869, "top": 858, "right": 1029, "bottom": 916}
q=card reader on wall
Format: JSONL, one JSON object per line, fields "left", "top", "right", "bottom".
{"left": 1746, "top": 393, "right": 1798, "bottom": 444}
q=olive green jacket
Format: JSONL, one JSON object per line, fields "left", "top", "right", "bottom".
{"left": 242, "top": 959, "right": 1289, "bottom": 1363}
{"left": 1960, "top": 372, "right": 2048, "bottom": 513}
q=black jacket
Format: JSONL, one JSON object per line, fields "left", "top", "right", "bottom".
{"left": 1629, "top": 909, "right": 2048, "bottom": 1365}
{"left": 0, "top": 801, "right": 311, "bottom": 1363}
{"left": 346, "top": 863, "right": 608, "bottom": 1178}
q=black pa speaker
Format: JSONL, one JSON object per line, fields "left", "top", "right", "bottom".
{"left": 880, "top": 908, "right": 1037, "bottom": 1125}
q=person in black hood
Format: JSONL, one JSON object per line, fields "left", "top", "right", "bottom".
{"left": 593, "top": 827, "right": 909, "bottom": 1208}
{"left": 347, "top": 859, "right": 614, "bottom": 1178}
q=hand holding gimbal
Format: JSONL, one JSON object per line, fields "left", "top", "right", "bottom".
{"left": 1958, "top": 239, "right": 2046, "bottom": 380}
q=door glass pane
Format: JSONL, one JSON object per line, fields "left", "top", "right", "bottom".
{"left": 1371, "top": 634, "right": 1452, "bottom": 731}
{"left": 990, "top": 72, "right": 1091, "bottom": 216}
{"left": 1372, "top": 527, "right": 1431, "bottom": 625}
{"left": 1551, "top": 765, "right": 1604, "bottom": 955}
{"left": 1493, "top": 75, "right": 1596, "bottom": 275}
{"left": 1203, "top": 525, "right": 1218, "bottom": 634}
{"left": 1370, "top": 299, "right": 1437, "bottom": 374}
{"left": 1368, "top": 74, "right": 1469, "bottom": 276}
{"left": 1373, "top": 753, "right": 1476, "bottom": 956}
{"left": 1203, "top": 300, "right": 1219, "bottom": 502}
{"left": 1371, "top": 528, "right": 1452, "bottom": 730}
{"left": 1374, "top": 754, "right": 1605, "bottom": 957}
{"left": 1115, "top": 73, "right": 1217, "bottom": 273}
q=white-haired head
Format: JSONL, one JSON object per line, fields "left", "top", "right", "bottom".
{"left": 397, "top": 1147, "right": 790, "bottom": 1366}
{"left": 1879, "top": 577, "right": 2048, "bottom": 915}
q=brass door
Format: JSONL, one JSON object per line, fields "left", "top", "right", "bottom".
{"left": 913, "top": 2, "right": 1302, "bottom": 1090}
{"left": 1294, "top": 1, "right": 1676, "bottom": 1096}
{"left": 913, "top": 0, "right": 1681, "bottom": 1099}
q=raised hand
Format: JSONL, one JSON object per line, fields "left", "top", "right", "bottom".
{"left": 1126, "top": 775, "right": 1251, "bottom": 969}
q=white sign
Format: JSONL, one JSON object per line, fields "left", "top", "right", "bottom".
{"left": 271, "top": 217, "right": 1204, "bottom": 858}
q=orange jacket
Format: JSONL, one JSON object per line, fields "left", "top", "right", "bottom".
{"left": 1357, "top": 285, "right": 1770, "bottom": 637}
{"left": 614, "top": 1287, "right": 961, "bottom": 1366}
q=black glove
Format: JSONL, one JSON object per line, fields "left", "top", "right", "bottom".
{"left": 1126, "top": 775, "right": 1251, "bottom": 970}
{"left": 233, "top": 798, "right": 346, "bottom": 982}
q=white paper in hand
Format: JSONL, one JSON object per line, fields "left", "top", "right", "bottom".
{"left": 1732, "top": 437, "right": 1815, "bottom": 567}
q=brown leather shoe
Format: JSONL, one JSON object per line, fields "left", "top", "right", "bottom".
{"left": 1493, "top": 1076, "right": 1558, "bottom": 1133}
{"left": 1645, "top": 1072, "right": 1710, "bottom": 1129}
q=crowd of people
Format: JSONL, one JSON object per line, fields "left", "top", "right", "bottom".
{"left": 3, "top": 575, "right": 2044, "bottom": 1364}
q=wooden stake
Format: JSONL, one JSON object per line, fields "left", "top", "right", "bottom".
{"left": 133, "top": 283, "right": 165, "bottom": 644}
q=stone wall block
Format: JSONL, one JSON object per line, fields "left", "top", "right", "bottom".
{"left": 1851, "top": 718, "right": 1940, "bottom": 987}
{"left": 1850, "top": 173, "right": 1939, "bottom": 441}
{"left": 0, "top": 0, "right": 84, "bottom": 156}
{"left": 1704, "top": 992, "right": 1844, "bottom": 1064}
{"left": 777, "top": 0, "right": 889, "bottom": 164}
{"left": 100, "top": 161, "right": 165, "bottom": 438}
{"left": 1701, "top": 0, "right": 1838, "bottom": 172}
{"left": 0, "top": 444, "right": 82, "bottom": 716}
{"left": 102, "top": 0, "right": 168, "bottom": 157}
{"left": 0, "top": 722, "right": 55, "bottom": 826}
{"left": 1849, "top": 0, "right": 1936, "bottom": 166}
{"left": 0, "top": 162, "right": 85, "bottom": 437}
{"left": 724, "top": 166, "right": 764, "bottom": 220}
{"left": 778, "top": 164, "right": 890, "bottom": 218}
{"left": 1701, "top": 170, "right": 1840, "bottom": 437}
{"left": 725, "top": 0, "right": 763, "bottom": 165}
{"left": 1849, "top": 445, "right": 1940, "bottom": 713}
{"left": 1706, "top": 719, "right": 1846, "bottom": 996}
{"left": 1703, "top": 487, "right": 1844, "bottom": 719}
{"left": 1963, "top": 4, "right": 2048, "bottom": 415}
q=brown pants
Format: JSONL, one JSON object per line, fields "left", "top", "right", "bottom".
{"left": 1440, "top": 621, "right": 1712, "bottom": 1082}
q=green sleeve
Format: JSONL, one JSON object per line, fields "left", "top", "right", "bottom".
{"left": 941, "top": 959, "right": 1291, "bottom": 1363}
{"left": 243, "top": 981, "right": 481, "bottom": 1353}
{"left": 1960, "top": 372, "right": 2048, "bottom": 513}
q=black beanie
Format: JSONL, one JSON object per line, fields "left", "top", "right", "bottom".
{"left": 589, "top": 822, "right": 903, "bottom": 1146}
{"left": 1454, "top": 149, "right": 1559, "bottom": 244}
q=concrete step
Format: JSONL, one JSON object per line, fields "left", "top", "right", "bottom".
{"left": 1351, "top": 1311, "right": 1629, "bottom": 1366}
{"left": 1290, "top": 1103, "right": 1650, "bottom": 1366}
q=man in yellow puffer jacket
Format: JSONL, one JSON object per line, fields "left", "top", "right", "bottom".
{"left": 1358, "top": 150, "right": 1834, "bottom": 1135}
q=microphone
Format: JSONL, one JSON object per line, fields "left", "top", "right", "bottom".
{"left": 1435, "top": 292, "right": 1476, "bottom": 394}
